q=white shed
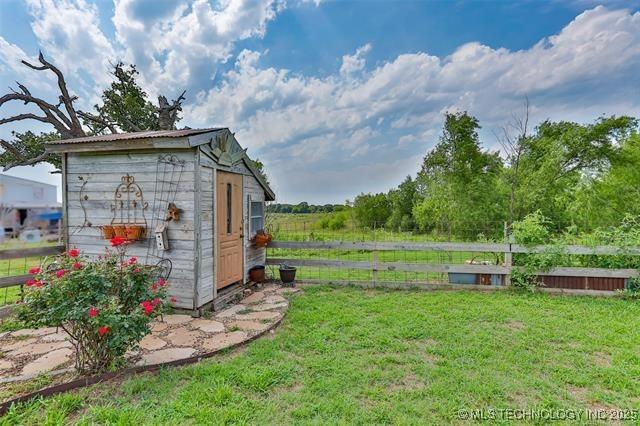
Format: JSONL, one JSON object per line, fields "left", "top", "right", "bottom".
{"left": 46, "top": 128, "right": 275, "bottom": 312}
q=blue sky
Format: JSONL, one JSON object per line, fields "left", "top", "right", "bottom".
{"left": 1, "top": 0, "right": 640, "bottom": 203}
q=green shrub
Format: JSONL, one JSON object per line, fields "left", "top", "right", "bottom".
{"left": 328, "top": 213, "right": 347, "bottom": 230}
{"left": 18, "top": 237, "right": 171, "bottom": 374}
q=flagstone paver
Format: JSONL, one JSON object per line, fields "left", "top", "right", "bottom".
{"left": 264, "top": 295, "right": 287, "bottom": 304}
{"left": 19, "top": 341, "right": 73, "bottom": 356}
{"left": 150, "top": 321, "right": 168, "bottom": 333}
{"left": 139, "top": 335, "right": 167, "bottom": 351}
{"left": 191, "top": 319, "right": 225, "bottom": 333}
{"left": 165, "top": 328, "right": 202, "bottom": 347}
{"left": 138, "top": 348, "right": 196, "bottom": 365}
{"left": 0, "top": 283, "right": 296, "bottom": 382}
{"left": 214, "top": 304, "right": 247, "bottom": 319}
{"left": 228, "top": 320, "right": 272, "bottom": 332}
{"left": 41, "top": 331, "right": 69, "bottom": 342}
{"left": 241, "top": 291, "right": 265, "bottom": 304}
{"left": 201, "top": 331, "right": 248, "bottom": 352}
{"left": 234, "top": 311, "right": 280, "bottom": 321}
{"left": 2, "top": 338, "right": 38, "bottom": 353}
{"left": 250, "top": 302, "right": 287, "bottom": 312}
{"left": 162, "top": 314, "right": 194, "bottom": 325}
{"left": 20, "top": 348, "right": 73, "bottom": 376}
{"left": 10, "top": 327, "right": 58, "bottom": 338}
{"left": 0, "top": 360, "right": 15, "bottom": 371}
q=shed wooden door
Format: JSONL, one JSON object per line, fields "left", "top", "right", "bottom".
{"left": 216, "top": 171, "right": 244, "bottom": 289}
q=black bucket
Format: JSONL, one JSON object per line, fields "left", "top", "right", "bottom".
{"left": 279, "top": 265, "right": 297, "bottom": 285}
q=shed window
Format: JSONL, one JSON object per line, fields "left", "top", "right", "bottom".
{"left": 250, "top": 199, "right": 264, "bottom": 236}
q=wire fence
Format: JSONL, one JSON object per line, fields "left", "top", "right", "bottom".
{"left": 0, "top": 244, "right": 64, "bottom": 306}
{"left": 265, "top": 217, "right": 640, "bottom": 287}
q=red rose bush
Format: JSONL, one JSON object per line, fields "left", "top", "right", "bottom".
{"left": 18, "top": 239, "right": 171, "bottom": 374}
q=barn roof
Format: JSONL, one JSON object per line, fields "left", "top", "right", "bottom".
{"left": 46, "top": 128, "right": 275, "bottom": 201}
{"left": 47, "top": 128, "right": 223, "bottom": 145}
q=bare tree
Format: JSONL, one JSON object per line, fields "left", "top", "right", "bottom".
{"left": 494, "top": 96, "right": 530, "bottom": 226}
{"left": 158, "top": 91, "right": 186, "bottom": 131}
{"left": 0, "top": 51, "right": 186, "bottom": 170}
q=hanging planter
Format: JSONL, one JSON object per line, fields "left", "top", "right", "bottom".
{"left": 113, "top": 225, "right": 127, "bottom": 238}
{"left": 125, "top": 225, "right": 145, "bottom": 241}
{"left": 100, "top": 225, "right": 115, "bottom": 239}
{"left": 252, "top": 230, "right": 272, "bottom": 247}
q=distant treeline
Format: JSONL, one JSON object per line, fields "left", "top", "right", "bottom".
{"left": 267, "top": 202, "right": 347, "bottom": 214}
{"left": 349, "top": 110, "right": 640, "bottom": 239}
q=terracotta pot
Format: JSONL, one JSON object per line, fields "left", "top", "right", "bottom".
{"left": 253, "top": 233, "right": 272, "bottom": 247}
{"left": 100, "top": 225, "right": 115, "bottom": 239}
{"left": 249, "top": 265, "right": 266, "bottom": 283}
{"left": 125, "top": 225, "right": 145, "bottom": 240}
{"left": 113, "top": 225, "right": 127, "bottom": 238}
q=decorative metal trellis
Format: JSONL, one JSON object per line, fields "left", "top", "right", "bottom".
{"left": 110, "top": 174, "right": 148, "bottom": 226}
{"left": 145, "top": 154, "right": 186, "bottom": 279}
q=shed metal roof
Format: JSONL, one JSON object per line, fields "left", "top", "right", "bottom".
{"left": 47, "top": 128, "right": 223, "bottom": 145}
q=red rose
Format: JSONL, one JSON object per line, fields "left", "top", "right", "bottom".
{"left": 133, "top": 268, "right": 141, "bottom": 273}
{"left": 98, "top": 326, "right": 110, "bottom": 336}
{"left": 151, "top": 283, "right": 158, "bottom": 291}
{"left": 67, "top": 248, "right": 80, "bottom": 258}
{"left": 140, "top": 300, "right": 154, "bottom": 315}
{"left": 72, "top": 262, "right": 82, "bottom": 270}
{"left": 28, "top": 267, "right": 40, "bottom": 275}
{"left": 88, "top": 306, "right": 99, "bottom": 318}
{"left": 109, "top": 236, "right": 127, "bottom": 247}
{"left": 151, "top": 297, "right": 161, "bottom": 306}
{"left": 170, "top": 296, "right": 177, "bottom": 304}
{"left": 55, "top": 269, "right": 66, "bottom": 278}
{"left": 157, "top": 278, "right": 167, "bottom": 287}
{"left": 25, "top": 279, "right": 36, "bottom": 287}
{"left": 128, "top": 257, "right": 137, "bottom": 265}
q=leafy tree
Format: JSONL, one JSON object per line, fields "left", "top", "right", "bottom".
{"left": 353, "top": 192, "right": 391, "bottom": 228}
{"left": 513, "top": 116, "right": 636, "bottom": 228}
{"left": 413, "top": 111, "right": 505, "bottom": 237}
{"left": 386, "top": 175, "right": 417, "bottom": 231}
{"left": 84, "top": 62, "right": 160, "bottom": 134}
{"left": 0, "top": 131, "right": 61, "bottom": 171}
{"left": 571, "top": 133, "right": 640, "bottom": 228}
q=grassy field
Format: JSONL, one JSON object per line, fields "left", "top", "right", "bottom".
{"left": 3, "top": 286, "right": 639, "bottom": 424}
{"left": 266, "top": 213, "right": 505, "bottom": 283}
{"left": 0, "top": 239, "right": 59, "bottom": 306}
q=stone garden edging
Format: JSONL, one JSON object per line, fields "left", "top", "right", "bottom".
{"left": 0, "top": 313, "right": 284, "bottom": 416}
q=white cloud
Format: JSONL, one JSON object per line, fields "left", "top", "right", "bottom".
{"left": 2, "top": 3, "right": 640, "bottom": 203}
{"left": 340, "top": 43, "right": 371, "bottom": 76}
{"left": 112, "top": 0, "right": 283, "bottom": 97}
{"left": 25, "top": 0, "right": 116, "bottom": 91}
{"left": 184, "top": 6, "right": 640, "bottom": 202}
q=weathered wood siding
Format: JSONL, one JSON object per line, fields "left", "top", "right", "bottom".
{"left": 65, "top": 150, "right": 197, "bottom": 309}
{"left": 197, "top": 161, "right": 215, "bottom": 307}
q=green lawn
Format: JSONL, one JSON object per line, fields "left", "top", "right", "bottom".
{"left": 0, "top": 240, "right": 59, "bottom": 306}
{"left": 3, "top": 287, "right": 639, "bottom": 424}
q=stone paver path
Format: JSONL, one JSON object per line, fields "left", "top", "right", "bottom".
{"left": 0, "top": 284, "right": 299, "bottom": 382}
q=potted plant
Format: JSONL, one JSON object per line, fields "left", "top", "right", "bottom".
{"left": 125, "top": 224, "right": 145, "bottom": 240}
{"left": 279, "top": 264, "right": 297, "bottom": 286}
{"left": 252, "top": 229, "right": 273, "bottom": 247}
{"left": 113, "top": 224, "right": 127, "bottom": 238}
{"left": 249, "top": 265, "right": 266, "bottom": 283}
{"left": 100, "top": 225, "right": 115, "bottom": 239}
